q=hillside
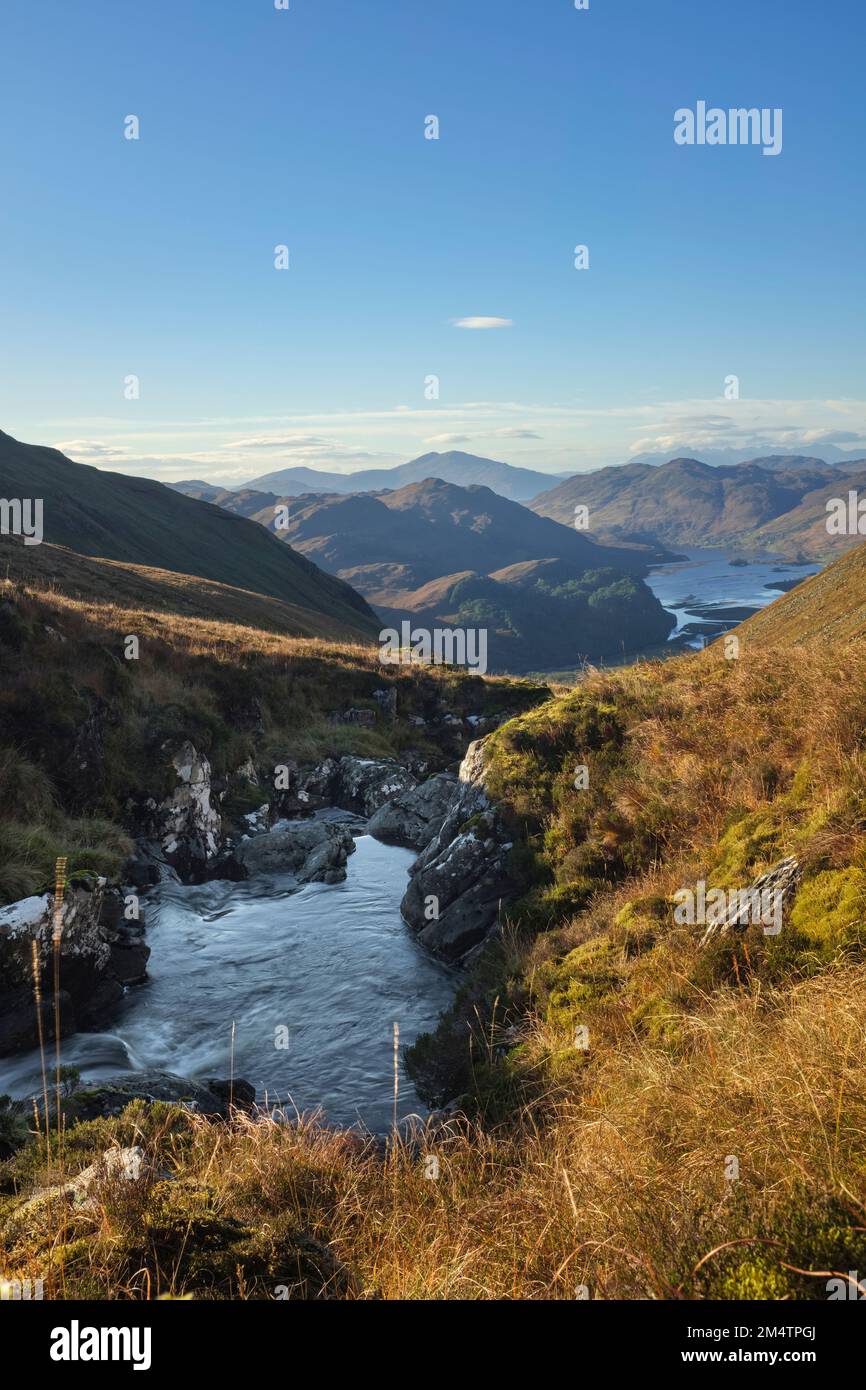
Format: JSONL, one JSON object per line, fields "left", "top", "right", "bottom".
{"left": 0, "top": 431, "right": 378, "bottom": 640}
{"left": 739, "top": 466, "right": 866, "bottom": 560}
{"left": 732, "top": 537, "right": 866, "bottom": 645}
{"left": 281, "top": 478, "right": 655, "bottom": 579}
{"left": 0, "top": 537, "right": 378, "bottom": 643}
{"left": 530, "top": 455, "right": 863, "bottom": 557}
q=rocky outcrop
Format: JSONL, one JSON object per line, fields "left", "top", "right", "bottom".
{"left": 300, "top": 756, "right": 417, "bottom": 817}
{"left": 400, "top": 738, "right": 513, "bottom": 962}
{"left": 328, "top": 708, "right": 376, "bottom": 727}
{"left": 157, "top": 741, "right": 222, "bottom": 881}
{"left": 373, "top": 687, "right": 397, "bottom": 721}
{"left": 238, "top": 821, "right": 356, "bottom": 884}
{"left": 0, "top": 881, "right": 150, "bottom": 1057}
{"left": 367, "top": 771, "right": 458, "bottom": 850}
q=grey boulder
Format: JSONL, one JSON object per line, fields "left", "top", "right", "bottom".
{"left": 238, "top": 821, "right": 355, "bottom": 884}
{"left": 400, "top": 738, "right": 513, "bottom": 962}
{"left": 367, "top": 771, "right": 458, "bottom": 851}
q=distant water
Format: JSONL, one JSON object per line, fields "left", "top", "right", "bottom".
{"left": 644, "top": 547, "right": 822, "bottom": 648}
{"left": 0, "top": 836, "right": 456, "bottom": 1133}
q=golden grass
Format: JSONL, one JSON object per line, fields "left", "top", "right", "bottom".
{"left": 3, "top": 961, "right": 865, "bottom": 1299}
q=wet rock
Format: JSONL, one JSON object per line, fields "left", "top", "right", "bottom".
{"left": 0, "top": 986, "right": 62, "bottom": 1055}
{"left": 123, "top": 846, "right": 162, "bottom": 891}
{"left": 238, "top": 821, "right": 355, "bottom": 883}
{"left": 301, "top": 757, "right": 340, "bottom": 802}
{"left": 400, "top": 737, "right": 513, "bottom": 962}
{"left": 242, "top": 804, "right": 270, "bottom": 835}
{"left": 201, "top": 1077, "right": 256, "bottom": 1111}
{"left": 367, "top": 771, "right": 458, "bottom": 851}
{"left": 33, "top": 1071, "right": 254, "bottom": 1125}
{"left": 98, "top": 886, "right": 151, "bottom": 985}
{"left": 205, "top": 844, "right": 248, "bottom": 882}
{"left": 0, "top": 883, "right": 108, "bottom": 1055}
{"left": 0, "top": 880, "right": 151, "bottom": 1055}
{"left": 108, "top": 940, "right": 150, "bottom": 986}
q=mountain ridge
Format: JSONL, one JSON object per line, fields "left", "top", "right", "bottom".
{"left": 0, "top": 430, "right": 379, "bottom": 640}
{"left": 531, "top": 454, "right": 866, "bottom": 558}
{"left": 174, "top": 450, "right": 569, "bottom": 504}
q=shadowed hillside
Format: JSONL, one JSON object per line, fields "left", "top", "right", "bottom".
{"left": 0, "top": 431, "right": 378, "bottom": 640}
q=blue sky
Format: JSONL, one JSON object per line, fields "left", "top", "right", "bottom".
{"left": 1, "top": 0, "right": 864, "bottom": 481}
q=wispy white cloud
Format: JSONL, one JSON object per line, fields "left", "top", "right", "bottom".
{"left": 54, "top": 439, "right": 131, "bottom": 462}
{"left": 451, "top": 316, "right": 513, "bottom": 329}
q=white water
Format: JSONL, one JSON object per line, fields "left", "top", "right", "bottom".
{"left": 0, "top": 835, "right": 456, "bottom": 1133}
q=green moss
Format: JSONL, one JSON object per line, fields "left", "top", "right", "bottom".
{"left": 709, "top": 808, "right": 782, "bottom": 883}
{"left": 698, "top": 1193, "right": 866, "bottom": 1301}
{"left": 511, "top": 880, "right": 596, "bottom": 934}
{"left": 787, "top": 868, "right": 866, "bottom": 954}
{"left": 543, "top": 936, "right": 622, "bottom": 1027}
{"left": 716, "top": 1258, "right": 793, "bottom": 1300}
{"left": 628, "top": 993, "right": 687, "bottom": 1048}
{"left": 612, "top": 894, "right": 670, "bottom": 955}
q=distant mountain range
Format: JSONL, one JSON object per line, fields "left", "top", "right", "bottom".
{"left": 631, "top": 444, "right": 866, "bottom": 468}
{"left": 0, "top": 431, "right": 378, "bottom": 641}
{"left": 184, "top": 475, "right": 675, "bottom": 672}
{"left": 531, "top": 456, "right": 866, "bottom": 559}
{"left": 175, "top": 450, "right": 569, "bottom": 504}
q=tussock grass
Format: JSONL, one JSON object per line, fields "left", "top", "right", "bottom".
{"left": 2, "top": 963, "right": 865, "bottom": 1298}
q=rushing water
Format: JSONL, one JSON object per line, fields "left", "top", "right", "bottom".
{"left": 644, "top": 547, "right": 822, "bottom": 646}
{"left": 1, "top": 835, "right": 457, "bottom": 1133}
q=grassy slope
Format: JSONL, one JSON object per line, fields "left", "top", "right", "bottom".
{"left": 0, "top": 431, "right": 378, "bottom": 638}
{"left": 3, "top": 546, "right": 866, "bottom": 1299}
{"left": 734, "top": 538, "right": 866, "bottom": 644}
{"left": 0, "top": 537, "right": 376, "bottom": 643}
